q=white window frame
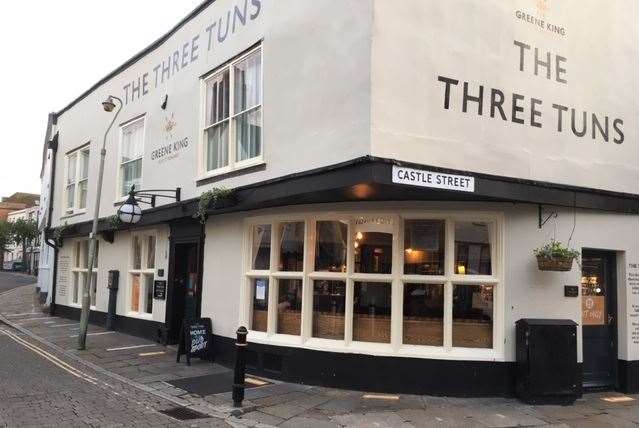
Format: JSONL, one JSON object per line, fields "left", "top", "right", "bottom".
{"left": 64, "top": 145, "right": 90, "bottom": 214}
{"left": 241, "top": 210, "right": 505, "bottom": 361}
{"left": 127, "top": 232, "right": 156, "bottom": 318}
{"left": 198, "top": 45, "right": 264, "bottom": 179}
{"left": 70, "top": 239, "right": 99, "bottom": 308}
{"left": 117, "top": 116, "right": 146, "bottom": 200}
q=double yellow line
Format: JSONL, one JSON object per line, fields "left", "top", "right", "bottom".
{"left": 1, "top": 328, "right": 98, "bottom": 384}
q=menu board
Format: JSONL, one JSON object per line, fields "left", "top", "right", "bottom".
{"left": 176, "top": 317, "right": 213, "bottom": 366}
{"left": 56, "top": 255, "right": 71, "bottom": 297}
{"left": 629, "top": 263, "right": 639, "bottom": 346}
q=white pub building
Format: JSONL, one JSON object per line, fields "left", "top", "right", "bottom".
{"left": 43, "top": 0, "right": 639, "bottom": 396}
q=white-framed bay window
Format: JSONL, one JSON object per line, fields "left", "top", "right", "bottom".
{"left": 65, "top": 146, "right": 90, "bottom": 214}
{"left": 128, "top": 232, "right": 156, "bottom": 316}
{"left": 71, "top": 239, "right": 99, "bottom": 307}
{"left": 200, "top": 46, "right": 262, "bottom": 176}
{"left": 119, "top": 116, "right": 145, "bottom": 198}
{"left": 242, "top": 211, "right": 504, "bottom": 360}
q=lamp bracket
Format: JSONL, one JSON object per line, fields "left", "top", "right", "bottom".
{"left": 129, "top": 187, "right": 181, "bottom": 208}
{"left": 538, "top": 205, "right": 557, "bottom": 229}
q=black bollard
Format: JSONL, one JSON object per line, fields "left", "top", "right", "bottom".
{"left": 106, "top": 270, "right": 119, "bottom": 330}
{"left": 232, "top": 326, "right": 248, "bottom": 407}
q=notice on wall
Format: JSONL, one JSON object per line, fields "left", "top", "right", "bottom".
{"left": 629, "top": 263, "right": 639, "bottom": 346}
{"left": 56, "top": 254, "right": 71, "bottom": 297}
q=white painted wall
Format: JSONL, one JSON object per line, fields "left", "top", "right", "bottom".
{"left": 371, "top": 0, "right": 639, "bottom": 194}
{"left": 51, "top": 0, "right": 373, "bottom": 229}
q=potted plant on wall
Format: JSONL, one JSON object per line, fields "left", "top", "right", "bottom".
{"left": 534, "top": 239, "right": 580, "bottom": 272}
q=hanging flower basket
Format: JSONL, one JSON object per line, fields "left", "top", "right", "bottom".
{"left": 536, "top": 256, "right": 574, "bottom": 272}
{"left": 533, "top": 240, "right": 579, "bottom": 272}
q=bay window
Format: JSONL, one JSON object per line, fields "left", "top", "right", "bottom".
{"left": 202, "top": 47, "right": 262, "bottom": 175}
{"left": 244, "top": 212, "right": 501, "bottom": 358}
{"left": 129, "top": 233, "right": 156, "bottom": 316}
{"left": 119, "top": 117, "right": 144, "bottom": 197}
{"left": 65, "top": 146, "right": 90, "bottom": 214}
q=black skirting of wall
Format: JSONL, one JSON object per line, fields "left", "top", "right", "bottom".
{"left": 211, "top": 335, "right": 515, "bottom": 396}
{"left": 53, "top": 304, "right": 163, "bottom": 342}
{"left": 618, "top": 360, "right": 639, "bottom": 393}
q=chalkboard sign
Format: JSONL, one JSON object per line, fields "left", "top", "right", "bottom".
{"left": 153, "top": 280, "right": 167, "bottom": 300}
{"left": 177, "top": 317, "right": 213, "bottom": 366}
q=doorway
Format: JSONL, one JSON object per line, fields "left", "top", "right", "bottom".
{"left": 581, "top": 250, "right": 618, "bottom": 390}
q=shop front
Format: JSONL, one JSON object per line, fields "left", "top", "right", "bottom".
{"left": 44, "top": 0, "right": 639, "bottom": 397}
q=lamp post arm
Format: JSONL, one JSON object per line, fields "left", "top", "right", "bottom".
{"left": 78, "top": 96, "right": 122, "bottom": 350}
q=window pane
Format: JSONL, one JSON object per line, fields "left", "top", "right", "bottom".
{"left": 206, "top": 122, "right": 229, "bottom": 171}
{"left": 315, "top": 221, "right": 348, "bottom": 272}
{"left": 206, "top": 70, "right": 230, "bottom": 126}
{"left": 252, "top": 225, "right": 271, "bottom": 270}
{"left": 251, "top": 278, "right": 269, "bottom": 332}
{"left": 277, "top": 279, "right": 302, "bottom": 335}
{"left": 74, "top": 242, "right": 81, "bottom": 268}
{"left": 354, "top": 232, "right": 392, "bottom": 274}
{"left": 279, "top": 222, "right": 304, "bottom": 272}
{"left": 66, "top": 184, "right": 75, "bottom": 209}
{"left": 455, "top": 222, "right": 492, "bottom": 275}
{"left": 121, "top": 158, "right": 142, "bottom": 196}
{"left": 234, "top": 50, "right": 262, "bottom": 113}
{"left": 131, "top": 274, "right": 140, "bottom": 312}
{"left": 147, "top": 236, "right": 156, "bottom": 269}
{"left": 133, "top": 236, "right": 141, "bottom": 270}
{"left": 404, "top": 220, "right": 445, "bottom": 275}
{"left": 403, "top": 283, "right": 444, "bottom": 346}
{"left": 81, "top": 241, "right": 89, "bottom": 269}
{"left": 453, "top": 284, "right": 493, "bottom": 348}
{"left": 121, "top": 121, "right": 144, "bottom": 163}
{"left": 145, "top": 275, "right": 154, "bottom": 314}
{"left": 67, "top": 154, "right": 77, "bottom": 184}
{"left": 353, "top": 282, "right": 391, "bottom": 343}
{"left": 312, "top": 280, "right": 345, "bottom": 339}
{"left": 235, "top": 108, "right": 262, "bottom": 162}
{"left": 78, "top": 180, "right": 88, "bottom": 209}
{"left": 73, "top": 272, "right": 80, "bottom": 303}
{"left": 90, "top": 272, "right": 97, "bottom": 307}
{"left": 79, "top": 150, "right": 89, "bottom": 180}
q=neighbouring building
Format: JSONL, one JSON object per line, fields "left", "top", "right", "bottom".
{"left": 44, "top": 0, "right": 639, "bottom": 396}
{"left": 5, "top": 203, "right": 40, "bottom": 274}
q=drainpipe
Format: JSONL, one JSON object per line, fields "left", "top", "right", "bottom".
{"left": 43, "top": 114, "right": 58, "bottom": 315}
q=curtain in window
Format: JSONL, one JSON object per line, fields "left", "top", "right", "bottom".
{"left": 234, "top": 51, "right": 262, "bottom": 162}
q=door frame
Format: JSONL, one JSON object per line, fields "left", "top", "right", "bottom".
{"left": 165, "top": 219, "right": 206, "bottom": 343}
{"left": 581, "top": 248, "right": 619, "bottom": 390}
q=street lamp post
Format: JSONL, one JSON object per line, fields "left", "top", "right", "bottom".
{"left": 78, "top": 95, "right": 122, "bottom": 350}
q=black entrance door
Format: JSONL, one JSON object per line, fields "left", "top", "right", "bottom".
{"left": 581, "top": 250, "right": 617, "bottom": 389}
{"left": 167, "top": 242, "right": 202, "bottom": 344}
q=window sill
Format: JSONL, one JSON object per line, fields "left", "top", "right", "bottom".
{"left": 196, "top": 160, "right": 266, "bottom": 187}
{"left": 125, "top": 311, "right": 154, "bottom": 320}
{"left": 60, "top": 210, "right": 86, "bottom": 220}
{"left": 247, "top": 334, "right": 503, "bottom": 362}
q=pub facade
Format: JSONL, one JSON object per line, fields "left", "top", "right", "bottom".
{"left": 45, "top": 0, "right": 639, "bottom": 396}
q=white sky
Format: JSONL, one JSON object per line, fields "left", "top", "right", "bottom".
{"left": 0, "top": 0, "right": 203, "bottom": 198}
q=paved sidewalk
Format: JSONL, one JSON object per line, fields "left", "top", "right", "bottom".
{"left": 2, "top": 284, "right": 639, "bottom": 428}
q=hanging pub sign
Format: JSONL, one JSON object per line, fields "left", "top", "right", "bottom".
{"left": 177, "top": 317, "right": 214, "bottom": 366}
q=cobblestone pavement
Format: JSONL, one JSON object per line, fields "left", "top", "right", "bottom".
{"left": 2, "top": 284, "right": 639, "bottom": 427}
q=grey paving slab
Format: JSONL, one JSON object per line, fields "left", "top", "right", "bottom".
{"left": 280, "top": 416, "right": 341, "bottom": 428}
{"left": 260, "top": 403, "right": 308, "bottom": 419}
{"left": 240, "top": 411, "right": 286, "bottom": 426}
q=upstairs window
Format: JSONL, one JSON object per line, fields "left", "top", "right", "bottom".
{"left": 119, "top": 117, "right": 145, "bottom": 197}
{"left": 65, "top": 146, "right": 90, "bottom": 214}
{"left": 203, "top": 47, "right": 262, "bottom": 175}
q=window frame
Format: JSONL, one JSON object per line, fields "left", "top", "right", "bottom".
{"left": 127, "top": 231, "right": 156, "bottom": 318}
{"left": 64, "top": 145, "right": 90, "bottom": 214}
{"left": 70, "top": 239, "right": 99, "bottom": 308}
{"left": 199, "top": 45, "right": 264, "bottom": 179}
{"left": 241, "top": 210, "right": 504, "bottom": 361}
{"left": 117, "top": 115, "right": 146, "bottom": 200}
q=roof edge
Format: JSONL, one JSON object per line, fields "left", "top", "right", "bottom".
{"left": 55, "top": 0, "right": 216, "bottom": 118}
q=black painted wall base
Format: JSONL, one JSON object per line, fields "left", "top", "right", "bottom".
{"left": 211, "top": 335, "right": 515, "bottom": 396}
{"left": 53, "top": 304, "right": 163, "bottom": 342}
{"left": 619, "top": 360, "right": 639, "bottom": 394}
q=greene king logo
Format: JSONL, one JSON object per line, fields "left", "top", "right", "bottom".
{"left": 535, "top": 0, "right": 550, "bottom": 17}
{"left": 163, "top": 112, "right": 176, "bottom": 140}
